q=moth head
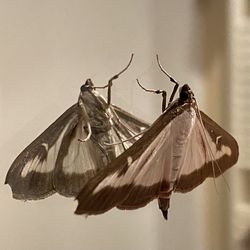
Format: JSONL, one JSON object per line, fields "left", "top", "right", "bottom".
{"left": 79, "top": 79, "right": 109, "bottom": 112}
{"left": 80, "top": 79, "right": 94, "bottom": 92}
{"left": 179, "top": 84, "right": 194, "bottom": 103}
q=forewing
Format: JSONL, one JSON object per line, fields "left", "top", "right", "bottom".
{"left": 5, "top": 104, "right": 79, "bottom": 200}
{"left": 175, "top": 110, "right": 239, "bottom": 192}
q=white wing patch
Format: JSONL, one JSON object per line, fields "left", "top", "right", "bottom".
{"left": 127, "top": 156, "right": 133, "bottom": 166}
{"left": 203, "top": 127, "right": 232, "bottom": 160}
{"left": 41, "top": 143, "right": 49, "bottom": 151}
{"left": 21, "top": 124, "right": 71, "bottom": 178}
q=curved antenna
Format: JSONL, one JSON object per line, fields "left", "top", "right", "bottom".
{"left": 110, "top": 53, "right": 134, "bottom": 80}
{"left": 95, "top": 54, "right": 134, "bottom": 105}
{"left": 107, "top": 53, "right": 134, "bottom": 105}
{"left": 156, "top": 54, "right": 179, "bottom": 105}
{"left": 136, "top": 79, "right": 167, "bottom": 113}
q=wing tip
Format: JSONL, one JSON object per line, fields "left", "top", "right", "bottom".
{"left": 4, "top": 178, "right": 8, "bottom": 185}
{"left": 74, "top": 206, "right": 103, "bottom": 216}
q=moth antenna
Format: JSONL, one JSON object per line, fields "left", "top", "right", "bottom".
{"left": 94, "top": 54, "right": 134, "bottom": 105}
{"left": 136, "top": 79, "right": 167, "bottom": 112}
{"left": 78, "top": 122, "right": 92, "bottom": 143}
{"left": 107, "top": 53, "right": 134, "bottom": 105}
{"left": 156, "top": 54, "right": 179, "bottom": 105}
{"left": 103, "top": 129, "right": 147, "bottom": 146}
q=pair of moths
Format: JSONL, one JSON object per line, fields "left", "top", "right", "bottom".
{"left": 5, "top": 56, "right": 239, "bottom": 221}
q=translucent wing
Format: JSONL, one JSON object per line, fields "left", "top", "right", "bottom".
{"left": 53, "top": 105, "right": 150, "bottom": 197}
{"left": 53, "top": 117, "right": 127, "bottom": 197}
{"left": 112, "top": 105, "right": 149, "bottom": 134}
{"left": 5, "top": 104, "right": 79, "bottom": 200}
{"left": 5, "top": 82, "right": 150, "bottom": 200}
{"left": 110, "top": 105, "right": 150, "bottom": 150}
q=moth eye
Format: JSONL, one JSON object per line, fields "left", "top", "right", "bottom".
{"left": 180, "top": 91, "right": 189, "bottom": 101}
{"left": 80, "top": 85, "right": 88, "bottom": 92}
{"left": 80, "top": 84, "right": 90, "bottom": 92}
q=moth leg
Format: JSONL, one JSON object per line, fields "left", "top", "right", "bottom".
{"left": 156, "top": 54, "right": 179, "bottom": 106}
{"left": 78, "top": 122, "right": 92, "bottom": 142}
{"left": 106, "top": 54, "right": 134, "bottom": 105}
{"left": 110, "top": 124, "right": 127, "bottom": 151}
{"left": 136, "top": 79, "right": 167, "bottom": 112}
{"left": 78, "top": 98, "right": 92, "bottom": 142}
{"left": 158, "top": 197, "right": 170, "bottom": 220}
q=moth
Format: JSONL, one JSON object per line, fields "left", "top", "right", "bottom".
{"left": 75, "top": 57, "right": 239, "bottom": 220}
{"left": 5, "top": 55, "right": 150, "bottom": 200}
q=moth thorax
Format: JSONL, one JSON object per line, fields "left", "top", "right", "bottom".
{"left": 172, "top": 108, "right": 196, "bottom": 145}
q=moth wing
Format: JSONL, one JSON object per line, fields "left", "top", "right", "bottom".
{"left": 75, "top": 120, "right": 173, "bottom": 215}
{"left": 175, "top": 110, "right": 239, "bottom": 192}
{"left": 5, "top": 104, "right": 79, "bottom": 200}
{"left": 112, "top": 105, "right": 150, "bottom": 133}
{"left": 53, "top": 105, "right": 147, "bottom": 197}
{"left": 111, "top": 105, "right": 150, "bottom": 149}
{"left": 53, "top": 122, "right": 121, "bottom": 197}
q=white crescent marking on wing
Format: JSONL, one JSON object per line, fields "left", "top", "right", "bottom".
{"left": 21, "top": 124, "right": 71, "bottom": 178}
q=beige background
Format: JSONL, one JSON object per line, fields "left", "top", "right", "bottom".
{"left": 0, "top": 1, "right": 235, "bottom": 250}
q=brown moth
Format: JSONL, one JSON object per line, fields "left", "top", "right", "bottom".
{"left": 5, "top": 55, "right": 150, "bottom": 200}
{"left": 75, "top": 57, "right": 239, "bottom": 220}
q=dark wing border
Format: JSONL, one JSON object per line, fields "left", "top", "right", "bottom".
{"left": 5, "top": 104, "right": 79, "bottom": 200}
